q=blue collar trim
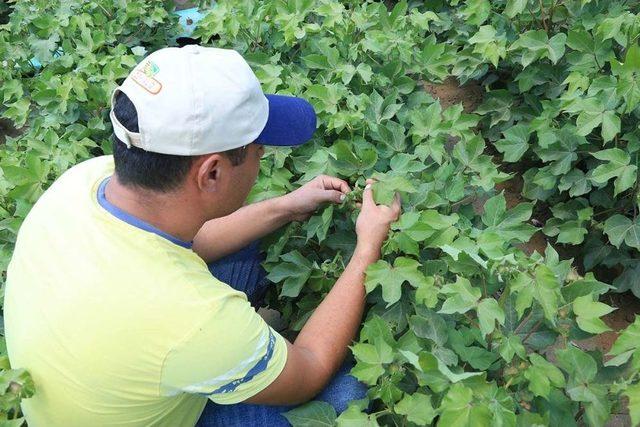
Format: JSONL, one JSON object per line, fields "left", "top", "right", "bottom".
{"left": 97, "top": 177, "right": 193, "bottom": 249}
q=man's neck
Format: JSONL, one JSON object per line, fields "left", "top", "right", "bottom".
{"left": 104, "top": 175, "right": 205, "bottom": 243}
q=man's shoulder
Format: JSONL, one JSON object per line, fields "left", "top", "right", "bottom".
{"left": 23, "top": 155, "right": 112, "bottom": 218}
{"left": 30, "top": 154, "right": 112, "bottom": 202}
{"left": 51, "top": 155, "right": 114, "bottom": 191}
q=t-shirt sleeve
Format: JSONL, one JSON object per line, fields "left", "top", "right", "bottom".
{"left": 160, "top": 292, "right": 288, "bottom": 404}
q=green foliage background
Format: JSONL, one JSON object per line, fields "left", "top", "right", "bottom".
{"left": 1, "top": 0, "right": 640, "bottom": 425}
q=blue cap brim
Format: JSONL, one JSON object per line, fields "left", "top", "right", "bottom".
{"left": 255, "top": 94, "right": 317, "bottom": 146}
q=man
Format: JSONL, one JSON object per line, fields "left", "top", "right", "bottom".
{"left": 4, "top": 45, "right": 401, "bottom": 426}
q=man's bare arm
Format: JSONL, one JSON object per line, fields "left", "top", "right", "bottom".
{"left": 246, "top": 182, "right": 401, "bottom": 405}
{"left": 193, "top": 197, "right": 292, "bottom": 262}
{"left": 193, "top": 175, "right": 350, "bottom": 262}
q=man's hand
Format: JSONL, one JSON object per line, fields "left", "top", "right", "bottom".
{"left": 355, "top": 179, "right": 402, "bottom": 256}
{"left": 280, "top": 175, "right": 351, "bottom": 222}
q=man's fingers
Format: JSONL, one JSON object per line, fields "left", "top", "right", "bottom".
{"left": 328, "top": 190, "right": 346, "bottom": 204}
{"left": 391, "top": 192, "right": 402, "bottom": 218}
{"left": 321, "top": 175, "right": 351, "bottom": 194}
{"left": 362, "top": 181, "right": 375, "bottom": 208}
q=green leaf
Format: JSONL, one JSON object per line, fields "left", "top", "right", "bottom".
{"left": 504, "top": 0, "right": 528, "bottom": 18}
{"left": 461, "top": 0, "right": 491, "bottom": 26}
{"left": 603, "top": 214, "right": 640, "bottom": 249}
{"left": 601, "top": 111, "right": 621, "bottom": 142}
{"left": 499, "top": 335, "right": 526, "bottom": 362}
{"left": 438, "top": 383, "right": 492, "bottom": 426}
{"left": 482, "top": 193, "right": 507, "bottom": 227}
{"left": 558, "top": 169, "right": 591, "bottom": 197}
{"left": 597, "top": 14, "right": 626, "bottom": 41}
{"left": 410, "top": 308, "right": 448, "bottom": 345}
{"left": 371, "top": 174, "right": 416, "bottom": 205}
{"left": 302, "top": 54, "right": 331, "bottom": 69}
{"left": 562, "top": 273, "right": 611, "bottom": 302}
{"left": 356, "top": 63, "right": 373, "bottom": 83}
{"left": 576, "top": 111, "right": 602, "bottom": 136}
{"left": 590, "top": 148, "right": 637, "bottom": 195}
{"left": 400, "top": 210, "right": 459, "bottom": 242}
{"left": 482, "top": 194, "right": 536, "bottom": 242}
{"left": 607, "top": 317, "right": 640, "bottom": 369}
{"left": 336, "top": 404, "right": 379, "bottom": 427}
{"left": 395, "top": 393, "right": 436, "bottom": 425}
{"left": 415, "top": 276, "right": 438, "bottom": 308}
{"left": 413, "top": 351, "right": 482, "bottom": 383}
{"left": 547, "top": 33, "right": 567, "bottom": 64}
{"left": 365, "top": 257, "right": 426, "bottom": 306}
{"left": 267, "top": 251, "right": 313, "bottom": 298}
{"left": 438, "top": 276, "right": 481, "bottom": 315}
{"left": 567, "top": 28, "right": 594, "bottom": 52}
{"left": 510, "top": 266, "right": 562, "bottom": 324}
{"left": 625, "top": 382, "right": 640, "bottom": 427}
{"left": 468, "top": 25, "right": 496, "bottom": 45}
{"left": 283, "top": 401, "right": 337, "bottom": 427}
{"left": 409, "top": 102, "right": 441, "bottom": 138}
{"left": 352, "top": 340, "right": 394, "bottom": 384}
{"left": 495, "top": 124, "right": 530, "bottom": 162}
{"left": 525, "top": 353, "right": 566, "bottom": 398}
{"left": 514, "top": 30, "right": 548, "bottom": 51}
{"left": 477, "top": 298, "right": 505, "bottom": 337}
{"left": 573, "top": 295, "right": 614, "bottom": 334}
{"left": 556, "top": 345, "right": 597, "bottom": 383}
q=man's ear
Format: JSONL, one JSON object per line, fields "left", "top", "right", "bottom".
{"left": 195, "top": 154, "right": 225, "bottom": 192}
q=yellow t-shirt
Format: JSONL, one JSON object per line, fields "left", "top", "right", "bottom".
{"left": 4, "top": 155, "right": 287, "bottom": 427}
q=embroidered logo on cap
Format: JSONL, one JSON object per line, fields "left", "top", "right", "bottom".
{"left": 132, "top": 61, "right": 162, "bottom": 95}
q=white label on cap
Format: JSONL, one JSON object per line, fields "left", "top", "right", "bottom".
{"left": 131, "top": 69, "right": 162, "bottom": 95}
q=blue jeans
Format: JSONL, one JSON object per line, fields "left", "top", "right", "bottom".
{"left": 195, "top": 241, "right": 367, "bottom": 427}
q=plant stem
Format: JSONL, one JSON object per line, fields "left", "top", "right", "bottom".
{"left": 505, "top": 376, "right": 514, "bottom": 389}
{"left": 481, "top": 274, "right": 488, "bottom": 298}
{"left": 513, "top": 310, "right": 533, "bottom": 335}
{"left": 522, "top": 318, "right": 544, "bottom": 343}
{"left": 97, "top": 3, "right": 112, "bottom": 18}
{"left": 539, "top": 0, "right": 549, "bottom": 32}
{"left": 548, "top": 0, "right": 560, "bottom": 27}
{"left": 464, "top": 312, "right": 481, "bottom": 329}
{"left": 450, "top": 194, "right": 476, "bottom": 208}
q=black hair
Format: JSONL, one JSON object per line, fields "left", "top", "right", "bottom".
{"left": 111, "top": 91, "right": 248, "bottom": 192}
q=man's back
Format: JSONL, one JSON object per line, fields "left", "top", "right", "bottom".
{"left": 4, "top": 156, "right": 287, "bottom": 426}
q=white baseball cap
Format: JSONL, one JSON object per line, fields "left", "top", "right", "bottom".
{"left": 109, "top": 45, "right": 317, "bottom": 155}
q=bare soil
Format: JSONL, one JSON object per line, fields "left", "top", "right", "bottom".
{"left": 424, "top": 77, "right": 483, "bottom": 113}
{"left": 578, "top": 292, "right": 640, "bottom": 355}
{"left": 173, "top": 0, "right": 195, "bottom": 11}
{"left": 0, "top": 118, "right": 21, "bottom": 145}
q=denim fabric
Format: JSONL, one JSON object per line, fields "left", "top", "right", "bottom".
{"left": 197, "top": 241, "right": 367, "bottom": 427}
{"left": 195, "top": 362, "right": 365, "bottom": 427}
{"left": 206, "top": 240, "right": 269, "bottom": 308}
